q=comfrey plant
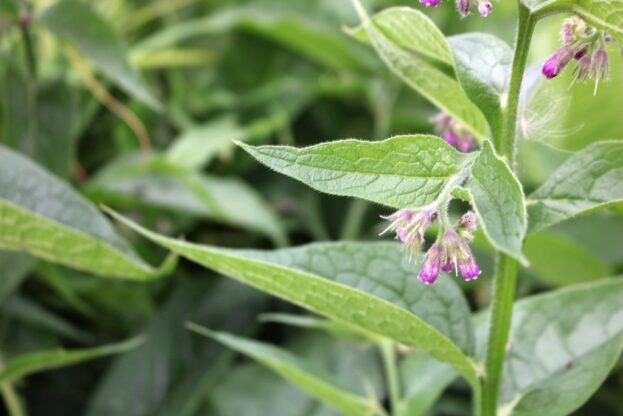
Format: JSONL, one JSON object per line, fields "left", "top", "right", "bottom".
{"left": 541, "top": 16, "right": 620, "bottom": 92}
{"left": 103, "top": 0, "right": 623, "bottom": 415}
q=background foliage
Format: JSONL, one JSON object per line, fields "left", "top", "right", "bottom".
{"left": 1, "top": 0, "right": 622, "bottom": 415}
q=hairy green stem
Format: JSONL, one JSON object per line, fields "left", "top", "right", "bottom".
{"left": 498, "top": 3, "right": 535, "bottom": 168}
{"left": 379, "top": 340, "right": 400, "bottom": 415}
{"left": 481, "top": 4, "right": 534, "bottom": 415}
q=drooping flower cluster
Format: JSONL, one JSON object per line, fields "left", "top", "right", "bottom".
{"left": 381, "top": 208, "right": 481, "bottom": 285}
{"left": 432, "top": 112, "right": 475, "bottom": 152}
{"left": 380, "top": 208, "right": 437, "bottom": 261}
{"left": 419, "top": 0, "right": 493, "bottom": 17}
{"left": 541, "top": 16, "right": 617, "bottom": 90}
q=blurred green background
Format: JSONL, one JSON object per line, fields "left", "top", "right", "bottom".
{"left": 1, "top": 0, "right": 622, "bottom": 415}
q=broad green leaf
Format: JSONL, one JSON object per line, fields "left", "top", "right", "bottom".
{"left": 86, "top": 279, "right": 267, "bottom": 416}
{"left": 447, "top": 33, "right": 512, "bottom": 136}
{"left": 499, "top": 279, "right": 623, "bottom": 416}
{"left": 397, "top": 351, "right": 456, "bottom": 416}
{"left": 0, "top": 336, "right": 143, "bottom": 384}
{"left": 525, "top": 0, "right": 623, "bottom": 45}
{"left": 106, "top": 210, "right": 480, "bottom": 387}
{"left": 464, "top": 142, "right": 528, "bottom": 263}
{"left": 38, "top": 0, "right": 160, "bottom": 110}
{"left": 238, "top": 135, "right": 474, "bottom": 209}
{"left": 527, "top": 140, "right": 623, "bottom": 233}
{"left": 346, "top": 7, "right": 489, "bottom": 139}
{"left": 523, "top": 232, "right": 611, "bottom": 286}
{"left": 188, "top": 324, "right": 382, "bottom": 416}
{"left": 87, "top": 153, "right": 285, "bottom": 245}
{"left": 0, "top": 146, "right": 175, "bottom": 279}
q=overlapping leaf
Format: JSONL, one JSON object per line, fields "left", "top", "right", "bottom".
{"left": 107, "top": 209, "right": 480, "bottom": 387}
{"left": 87, "top": 153, "right": 285, "bottom": 245}
{"left": 0, "top": 146, "right": 174, "bottom": 279}
{"left": 346, "top": 7, "right": 489, "bottom": 139}
{"left": 527, "top": 140, "right": 623, "bottom": 233}
{"left": 464, "top": 142, "right": 528, "bottom": 263}
{"left": 189, "top": 324, "right": 382, "bottom": 416}
{"left": 499, "top": 279, "right": 623, "bottom": 415}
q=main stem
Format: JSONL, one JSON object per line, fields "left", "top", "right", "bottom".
{"left": 481, "top": 4, "right": 534, "bottom": 416}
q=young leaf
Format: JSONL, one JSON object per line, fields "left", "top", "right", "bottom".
{"left": 0, "top": 336, "right": 143, "bottom": 385}
{"left": 188, "top": 324, "right": 382, "bottom": 416}
{"left": 346, "top": 7, "right": 489, "bottom": 139}
{"left": 237, "top": 135, "right": 473, "bottom": 209}
{"left": 0, "top": 146, "right": 174, "bottom": 279}
{"left": 464, "top": 142, "right": 528, "bottom": 264}
{"left": 447, "top": 33, "right": 512, "bottom": 135}
{"left": 527, "top": 140, "right": 623, "bottom": 233}
{"left": 498, "top": 279, "right": 623, "bottom": 416}
{"left": 106, "top": 209, "right": 480, "bottom": 387}
{"left": 38, "top": 0, "right": 160, "bottom": 110}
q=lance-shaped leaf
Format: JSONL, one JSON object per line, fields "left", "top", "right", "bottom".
{"left": 525, "top": 0, "right": 623, "bottom": 44}
{"left": 237, "top": 135, "right": 473, "bottom": 209}
{"left": 498, "top": 279, "right": 623, "bottom": 416}
{"left": 527, "top": 140, "right": 623, "bottom": 234}
{"left": 188, "top": 324, "right": 382, "bottom": 416}
{"left": 346, "top": 7, "right": 489, "bottom": 139}
{"left": 106, "top": 209, "right": 480, "bottom": 387}
{"left": 38, "top": 0, "right": 160, "bottom": 110}
{"left": 0, "top": 337, "right": 143, "bottom": 384}
{"left": 464, "top": 142, "right": 528, "bottom": 264}
{"left": 0, "top": 146, "right": 174, "bottom": 279}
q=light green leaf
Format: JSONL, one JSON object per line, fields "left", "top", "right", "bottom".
{"left": 87, "top": 153, "right": 286, "bottom": 245}
{"left": 0, "top": 145, "right": 175, "bottom": 279}
{"left": 523, "top": 232, "right": 611, "bottom": 286}
{"left": 464, "top": 142, "right": 528, "bottom": 263}
{"left": 0, "top": 336, "right": 143, "bottom": 385}
{"left": 397, "top": 351, "right": 456, "bottom": 416}
{"left": 166, "top": 116, "right": 245, "bottom": 170}
{"left": 105, "top": 210, "right": 480, "bottom": 388}
{"left": 238, "top": 135, "right": 473, "bottom": 209}
{"left": 527, "top": 140, "right": 623, "bottom": 233}
{"left": 188, "top": 324, "right": 382, "bottom": 416}
{"left": 448, "top": 33, "right": 512, "bottom": 135}
{"left": 346, "top": 7, "right": 489, "bottom": 139}
{"left": 499, "top": 279, "right": 623, "bottom": 416}
{"left": 38, "top": 0, "right": 160, "bottom": 110}
{"left": 526, "top": 0, "right": 623, "bottom": 45}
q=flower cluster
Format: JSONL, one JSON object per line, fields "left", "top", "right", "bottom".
{"left": 542, "top": 16, "right": 616, "bottom": 89}
{"left": 419, "top": 0, "right": 493, "bottom": 17}
{"left": 381, "top": 208, "right": 481, "bottom": 285}
{"left": 432, "top": 112, "right": 475, "bottom": 152}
